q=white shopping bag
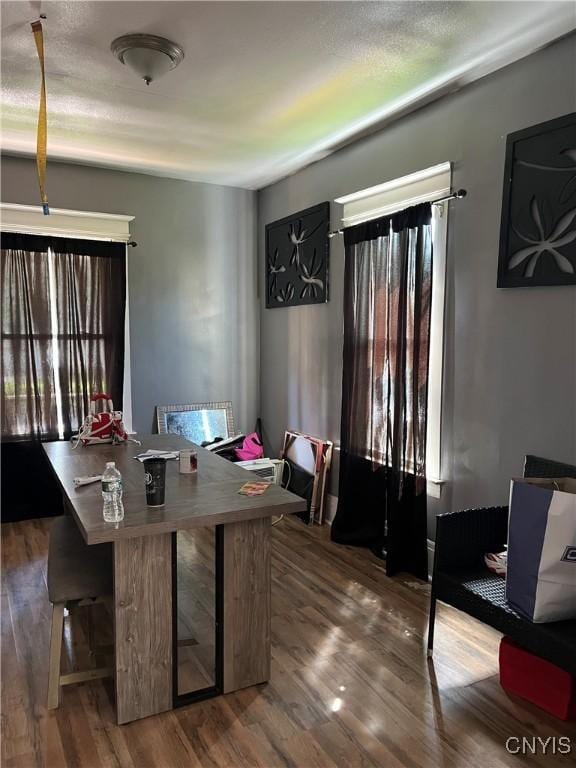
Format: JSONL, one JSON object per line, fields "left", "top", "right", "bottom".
{"left": 506, "top": 477, "right": 576, "bottom": 623}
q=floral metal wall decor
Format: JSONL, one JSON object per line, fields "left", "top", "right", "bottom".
{"left": 498, "top": 113, "right": 576, "bottom": 288}
{"left": 265, "top": 202, "right": 330, "bottom": 308}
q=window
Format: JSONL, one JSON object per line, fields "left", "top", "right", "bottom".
{"left": 1, "top": 208, "right": 132, "bottom": 440}
{"left": 335, "top": 163, "right": 450, "bottom": 492}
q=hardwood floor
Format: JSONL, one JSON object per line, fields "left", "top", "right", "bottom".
{"left": 2, "top": 516, "right": 575, "bottom": 767}
{"left": 176, "top": 529, "right": 217, "bottom": 695}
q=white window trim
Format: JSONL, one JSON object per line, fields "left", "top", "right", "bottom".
{"left": 46, "top": 247, "right": 65, "bottom": 440}
{"left": 122, "top": 263, "right": 133, "bottom": 434}
{"left": 427, "top": 202, "right": 447, "bottom": 495}
{"left": 0, "top": 202, "right": 133, "bottom": 242}
{"left": 336, "top": 162, "right": 451, "bottom": 226}
{"left": 1, "top": 202, "right": 134, "bottom": 435}
{"left": 334, "top": 163, "right": 451, "bottom": 497}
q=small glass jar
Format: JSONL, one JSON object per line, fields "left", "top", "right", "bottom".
{"left": 179, "top": 448, "right": 198, "bottom": 474}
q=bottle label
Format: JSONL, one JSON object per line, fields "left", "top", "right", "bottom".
{"left": 102, "top": 480, "right": 122, "bottom": 493}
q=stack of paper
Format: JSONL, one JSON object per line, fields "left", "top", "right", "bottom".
{"left": 133, "top": 449, "right": 179, "bottom": 463}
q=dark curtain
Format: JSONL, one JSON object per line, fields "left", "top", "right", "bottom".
{"left": 1, "top": 232, "right": 126, "bottom": 441}
{"left": 331, "top": 203, "right": 433, "bottom": 580}
{"left": 51, "top": 238, "right": 126, "bottom": 437}
{"left": 1, "top": 232, "right": 126, "bottom": 521}
{"left": 1, "top": 235, "right": 57, "bottom": 439}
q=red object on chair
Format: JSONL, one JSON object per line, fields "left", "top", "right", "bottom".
{"left": 72, "top": 393, "right": 130, "bottom": 446}
{"left": 499, "top": 637, "right": 576, "bottom": 720}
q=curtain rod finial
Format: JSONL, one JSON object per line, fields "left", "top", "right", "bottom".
{"left": 456, "top": 189, "right": 467, "bottom": 199}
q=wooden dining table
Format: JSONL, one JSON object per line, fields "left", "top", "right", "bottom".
{"left": 42, "top": 435, "right": 305, "bottom": 724}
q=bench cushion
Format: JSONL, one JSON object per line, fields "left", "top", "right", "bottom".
{"left": 47, "top": 516, "right": 112, "bottom": 603}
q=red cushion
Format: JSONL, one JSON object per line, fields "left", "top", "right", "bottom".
{"left": 500, "top": 637, "right": 576, "bottom": 721}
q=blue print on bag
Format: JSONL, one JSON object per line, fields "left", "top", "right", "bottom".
{"left": 561, "top": 546, "right": 576, "bottom": 563}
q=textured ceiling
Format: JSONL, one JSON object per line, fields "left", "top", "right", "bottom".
{"left": 1, "top": 1, "right": 574, "bottom": 189}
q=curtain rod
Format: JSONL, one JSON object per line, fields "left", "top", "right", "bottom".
{"left": 328, "top": 188, "right": 467, "bottom": 238}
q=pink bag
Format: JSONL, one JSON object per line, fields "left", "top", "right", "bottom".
{"left": 234, "top": 432, "right": 264, "bottom": 461}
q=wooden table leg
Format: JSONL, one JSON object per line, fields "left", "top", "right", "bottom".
{"left": 222, "top": 517, "right": 271, "bottom": 694}
{"left": 114, "top": 534, "right": 173, "bottom": 724}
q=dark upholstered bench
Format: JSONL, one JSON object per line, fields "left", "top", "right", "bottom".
{"left": 427, "top": 455, "right": 576, "bottom": 676}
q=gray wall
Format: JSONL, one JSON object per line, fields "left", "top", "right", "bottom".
{"left": 1, "top": 157, "right": 258, "bottom": 435}
{"left": 258, "top": 35, "right": 576, "bottom": 534}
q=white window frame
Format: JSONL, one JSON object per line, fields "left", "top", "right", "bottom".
{"left": 0, "top": 203, "right": 134, "bottom": 435}
{"left": 334, "top": 163, "right": 451, "bottom": 497}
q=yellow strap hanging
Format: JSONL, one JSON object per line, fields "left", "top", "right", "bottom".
{"left": 31, "top": 20, "right": 49, "bottom": 215}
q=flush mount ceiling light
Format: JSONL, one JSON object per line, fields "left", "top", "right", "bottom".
{"left": 111, "top": 34, "right": 184, "bottom": 85}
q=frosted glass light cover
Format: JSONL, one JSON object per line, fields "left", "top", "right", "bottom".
{"left": 122, "top": 47, "right": 173, "bottom": 83}
{"left": 111, "top": 34, "right": 184, "bottom": 85}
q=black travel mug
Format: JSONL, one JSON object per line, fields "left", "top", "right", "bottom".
{"left": 143, "top": 458, "right": 167, "bottom": 507}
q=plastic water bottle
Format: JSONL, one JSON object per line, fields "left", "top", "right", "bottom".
{"left": 102, "top": 461, "right": 124, "bottom": 522}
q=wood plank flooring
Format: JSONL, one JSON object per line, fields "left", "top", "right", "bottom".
{"left": 2, "top": 517, "right": 575, "bottom": 767}
{"left": 176, "top": 529, "right": 217, "bottom": 695}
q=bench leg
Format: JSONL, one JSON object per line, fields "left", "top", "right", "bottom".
{"left": 47, "top": 602, "right": 65, "bottom": 709}
{"left": 427, "top": 595, "right": 437, "bottom": 659}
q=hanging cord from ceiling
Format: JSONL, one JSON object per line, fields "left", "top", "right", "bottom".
{"left": 30, "top": 15, "right": 49, "bottom": 215}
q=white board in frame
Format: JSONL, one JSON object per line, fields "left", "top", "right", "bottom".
{"left": 156, "top": 401, "right": 235, "bottom": 445}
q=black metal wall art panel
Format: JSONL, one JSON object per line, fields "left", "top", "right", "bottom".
{"left": 498, "top": 113, "right": 576, "bottom": 288}
{"left": 265, "top": 202, "right": 330, "bottom": 308}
